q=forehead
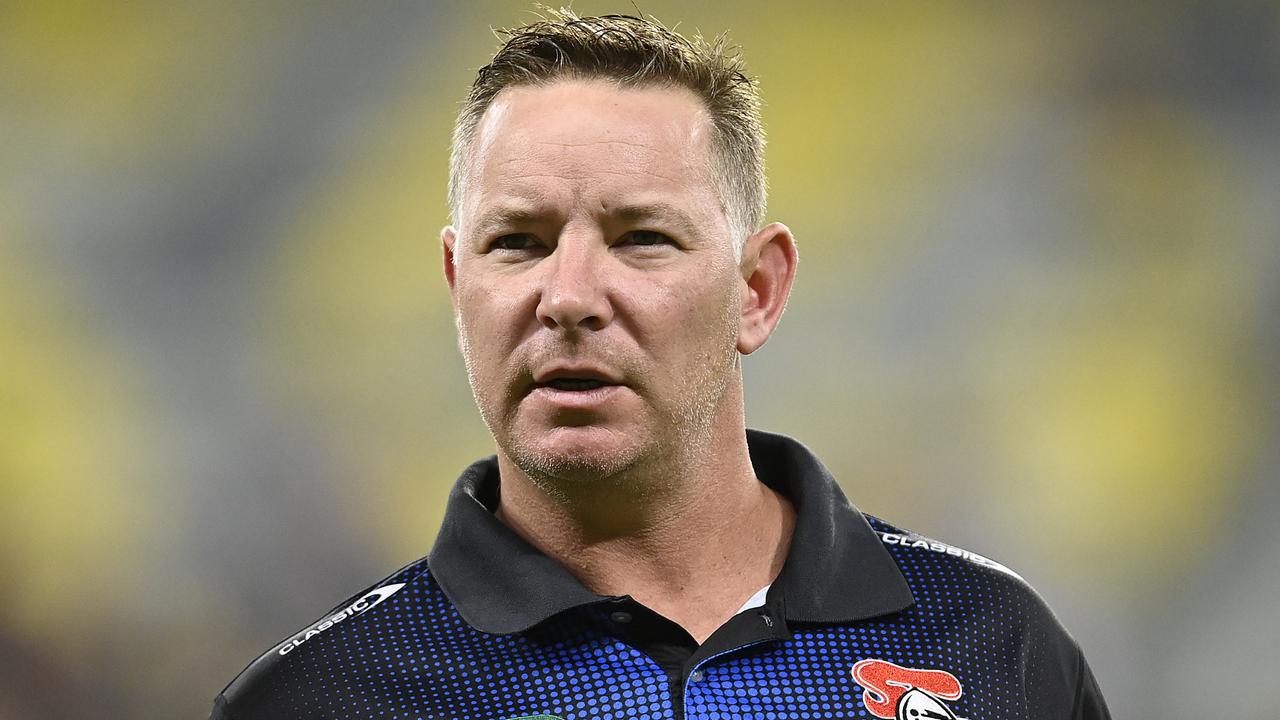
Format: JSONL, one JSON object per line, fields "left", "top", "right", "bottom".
{"left": 465, "top": 79, "right": 721, "bottom": 224}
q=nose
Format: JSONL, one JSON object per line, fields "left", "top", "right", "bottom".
{"left": 535, "top": 236, "right": 613, "bottom": 332}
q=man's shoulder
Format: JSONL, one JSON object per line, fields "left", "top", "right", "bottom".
{"left": 862, "top": 514, "right": 1028, "bottom": 584}
{"left": 859, "top": 513, "right": 1074, "bottom": 629}
{"left": 857, "top": 513, "right": 1107, "bottom": 717}
{"left": 211, "top": 554, "right": 438, "bottom": 719}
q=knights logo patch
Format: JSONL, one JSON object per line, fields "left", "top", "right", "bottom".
{"left": 851, "top": 659, "right": 967, "bottom": 720}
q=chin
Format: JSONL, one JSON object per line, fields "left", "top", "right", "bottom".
{"left": 505, "top": 424, "right": 647, "bottom": 485}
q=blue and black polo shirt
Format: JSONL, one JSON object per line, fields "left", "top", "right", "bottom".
{"left": 211, "top": 429, "right": 1111, "bottom": 720}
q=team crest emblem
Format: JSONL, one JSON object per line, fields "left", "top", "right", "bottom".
{"left": 851, "top": 659, "right": 966, "bottom": 720}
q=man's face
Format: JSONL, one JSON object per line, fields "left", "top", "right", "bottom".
{"left": 443, "top": 79, "right": 746, "bottom": 483}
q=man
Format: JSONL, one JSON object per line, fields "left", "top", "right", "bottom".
{"left": 212, "top": 11, "right": 1110, "bottom": 720}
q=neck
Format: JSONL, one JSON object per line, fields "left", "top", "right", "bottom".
{"left": 495, "top": 392, "right": 795, "bottom": 644}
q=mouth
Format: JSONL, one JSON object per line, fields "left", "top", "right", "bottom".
{"left": 527, "top": 367, "right": 627, "bottom": 409}
{"left": 530, "top": 365, "right": 626, "bottom": 395}
{"left": 539, "top": 378, "right": 613, "bottom": 391}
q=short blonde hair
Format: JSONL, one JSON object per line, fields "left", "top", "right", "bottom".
{"left": 448, "top": 9, "right": 766, "bottom": 252}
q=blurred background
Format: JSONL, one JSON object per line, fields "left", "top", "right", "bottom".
{"left": 1, "top": 1, "right": 1277, "bottom": 717}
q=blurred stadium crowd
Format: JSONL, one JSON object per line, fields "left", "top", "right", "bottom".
{"left": 1, "top": 1, "right": 1277, "bottom": 718}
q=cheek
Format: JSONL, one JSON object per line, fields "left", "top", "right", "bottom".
{"left": 654, "top": 276, "right": 741, "bottom": 356}
{"left": 455, "top": 285, "right": 520, "bottom": 369}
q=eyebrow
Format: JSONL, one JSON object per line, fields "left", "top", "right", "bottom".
{"left": 612, "top": 203, "right": 702, "bottom": 239}
{"left": 469, "top": 205, "right": 546, "bottom": 239}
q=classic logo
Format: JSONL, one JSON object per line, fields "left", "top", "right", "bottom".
{"left": 276, "top": 582, "right": 407, "bottom": 656}
{"left": 875, "top": 531, "right": 1022, "bottom": 581}
{"left": 851, "top": 659, "right": 966, "bottom": 720}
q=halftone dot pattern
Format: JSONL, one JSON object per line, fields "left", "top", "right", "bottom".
{"left": 219, "top": 515, "right": 1084, "bottom": 720}
{"left": 243, "top": 560, "right": 676, "bottom": 720}
{"left": 681, "top": 517, "right": 1062, "bottom": 720}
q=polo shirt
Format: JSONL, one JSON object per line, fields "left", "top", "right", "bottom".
{"left": 211, "top": 429, "right": 1111, "bottom": 720}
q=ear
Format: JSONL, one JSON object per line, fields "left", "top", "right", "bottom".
{"left": 737, "top": 222, "right": 798, "bottom": 355}
{"left": 442, "top": 225, "right": 459, "bottom": 310}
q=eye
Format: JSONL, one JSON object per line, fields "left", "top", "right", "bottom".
{"left": 617, "top": 230, "right": 674, "bottom": 247}
{"left": 488, "top": 233, "right": 542, "bottom": 251}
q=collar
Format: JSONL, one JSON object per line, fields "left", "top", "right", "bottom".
{"left": 427, "top": 428, "right": 915, "bottom": 634}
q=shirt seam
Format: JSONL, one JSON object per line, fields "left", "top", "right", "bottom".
{"left": 214, "top": 692, "right": 236, "bottom": 720}
{"left": 1068, "top": 644, "right": 1086, "bottom": 720}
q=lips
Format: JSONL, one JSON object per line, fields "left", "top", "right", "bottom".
{"left": 531, "top": 365, "right": 624, "bottom": 392}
